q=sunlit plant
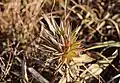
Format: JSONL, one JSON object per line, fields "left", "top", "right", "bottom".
{"left": 40, "top": 14, "right": 95, "bottom": 82}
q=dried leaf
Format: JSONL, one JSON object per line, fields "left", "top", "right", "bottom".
{"left": 80, "top": 52, "right": 117, "bottom": 80}
{"left": 22, "top": 56, "right": 28, "bottom": 82}
{"left": 72, "top": 54, "right": 95, "bottom": 63}
{"left": 28, "top": 67, "right": 49, "bottom": 83}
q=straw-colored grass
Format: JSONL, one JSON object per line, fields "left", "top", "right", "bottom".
{"left": 0, "top": 0, "right": 120, "bottom": 83}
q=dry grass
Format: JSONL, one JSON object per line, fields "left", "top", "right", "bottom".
{"left": 0, "top": 0, "right": 120, "bottom": 83}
